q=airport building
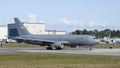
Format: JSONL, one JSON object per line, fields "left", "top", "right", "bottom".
{"left": 0, "top": 25, "right": 8, "bottom": 39}
{"left": 0, "top": 21, "right": 66, "bottom": 39}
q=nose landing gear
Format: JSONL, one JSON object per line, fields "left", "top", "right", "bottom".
{"left": 89, "top": 45, "right": 92, "bottom": 51}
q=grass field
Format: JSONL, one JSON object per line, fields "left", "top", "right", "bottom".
{"left": 93, "top": 43, "right": 120, "bottom": 48}
{"left": 0, "top": 54, "right": 120, "bottom": 68}
{"left": 0, "top": 43, "right": 120, "bottom": 68}
{"left": 1, "top": 42, "right": 120, "bottom": 48}
{"left": 1, "top": 43, "right": 40, "bottom": 48}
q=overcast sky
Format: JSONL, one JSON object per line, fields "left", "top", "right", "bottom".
{"left": 0, "top": 0, "right": 120, "bottom": 32}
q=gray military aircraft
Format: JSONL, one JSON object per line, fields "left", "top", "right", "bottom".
{"left": 13, "top": 18, "right": 100, "bottom": 50}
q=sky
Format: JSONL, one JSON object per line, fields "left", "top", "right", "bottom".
{"left": 0, "top": 0, "right": 120, "bottom": 32}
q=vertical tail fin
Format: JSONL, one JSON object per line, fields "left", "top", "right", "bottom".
{"left": 14, "top": 18, "right": 31, "bottom": 36}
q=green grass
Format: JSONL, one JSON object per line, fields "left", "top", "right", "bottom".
{"left": 93, "top": 43, "right": 120, "bottom": 48}
{"left": 2, "top": 42, "right": 120, "bottom": 48}
{"left": 78, "top": 43, "right": 120, "bottom": 49}
{"left": 1, "top": 43, "right": 43, "bottom": 48}
{"left": 0, "top": 43, "right": 120, "bottom": 68}
{"left": 0, "top": 54, "right": 120, "bottom": 68}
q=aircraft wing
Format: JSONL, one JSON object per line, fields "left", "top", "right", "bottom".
{"left": 14, "top": 37, "right": 53, "bottom": 43}
{"left": 13, "top": 37, "right": 70, "bottom": 45}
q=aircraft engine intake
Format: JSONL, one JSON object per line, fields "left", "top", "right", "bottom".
{"left": 53, "top": 42, "right": 64, "bottom": 50}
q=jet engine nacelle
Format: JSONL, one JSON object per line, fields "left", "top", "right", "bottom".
{"left": 53, "top": 42, "right": 64, "bottom": 50}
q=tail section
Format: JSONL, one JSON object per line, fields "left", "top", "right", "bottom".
{"left": 14, "top": 18, "right": 31, "bottom": 36}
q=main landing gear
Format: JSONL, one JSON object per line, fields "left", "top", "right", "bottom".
{"left": 46, "top": 46, "right": 53, "bottom": 50}
{"left": 46, "top": 45, "right": 63, "bottom": 50}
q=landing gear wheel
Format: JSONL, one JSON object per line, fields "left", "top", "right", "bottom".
{"left": 46, "top": 47, "right": 53, "bottom": 50}
{"left": 89, "top": 45, "right": 92, "bottom": 51}
{"left": 56, "top": 48, "right": 62, "bottom": 50}
{"left": 109, "top": 47, "right": 112, "bottom": 49}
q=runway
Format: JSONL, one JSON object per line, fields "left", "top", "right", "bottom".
{"left": 0, "top": 48, "right": 120, "bottom": 56}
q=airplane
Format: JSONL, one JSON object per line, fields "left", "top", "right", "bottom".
{"left": 112, "top": 38, "right": 120, "bottom": 43}
{"left": 13, "top": 18, "right": 100, "bottom": 50}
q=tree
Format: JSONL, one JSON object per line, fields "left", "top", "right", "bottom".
{"left": 71, "top": 29, "right": 120, "bottom": 38}
{"left": 82, "top": 29, "right": 88, "bottom": 34}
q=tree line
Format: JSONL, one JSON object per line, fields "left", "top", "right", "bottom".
{"left": 71, "top": 29, "right": 120, "bottom": 38}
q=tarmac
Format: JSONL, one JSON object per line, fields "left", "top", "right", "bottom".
{"left": 0, "top": 48, "right": 120, "bottom": 56}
